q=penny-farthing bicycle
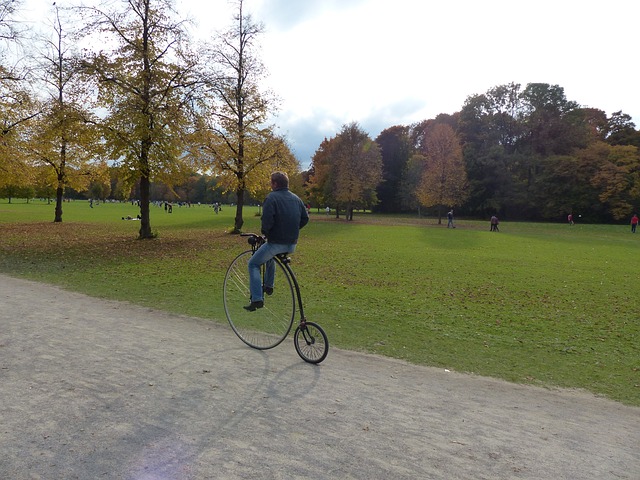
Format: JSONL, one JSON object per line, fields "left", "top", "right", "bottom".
{"left": 223, "top": 234, "right": 329, "bottom": 364}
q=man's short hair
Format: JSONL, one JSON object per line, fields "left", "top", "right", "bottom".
{"left": 271, "top": 171, "right": 289, "bottom": 189}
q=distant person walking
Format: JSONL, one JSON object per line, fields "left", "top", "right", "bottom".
{"left": 631, "top": 213, "right": 638, "bottom": 233}
{"left": 567, "top": 213, "right": 574, "bottom": 225}
{"left": 490, "top": 215, "right": 500, "bottom": 232}
{"left": 447, "top": 210, "right": 455, "bottom": 228}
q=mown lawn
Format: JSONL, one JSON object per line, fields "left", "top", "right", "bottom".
{"left": 1, "top": 199, "right": 638, "bottom": 405}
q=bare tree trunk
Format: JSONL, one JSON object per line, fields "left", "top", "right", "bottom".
{"left": 138, "top": 175, "right": 153, "bottom": 239}
{"left": 54, "top": 183, "right": 64, "bottom": 223}
{"left": 54, "top": 141, "right": 66, "bottom": 222}
{"left": 234, "top": 186, "right": 245, "bottom": 233}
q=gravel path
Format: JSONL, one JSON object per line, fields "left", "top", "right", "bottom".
{"left": 1, "top": 274, "right": 638, "bottom": 479}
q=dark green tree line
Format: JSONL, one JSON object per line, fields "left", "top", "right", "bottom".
{"left": 371, "top": 82, "right": 640, "bottom": 223}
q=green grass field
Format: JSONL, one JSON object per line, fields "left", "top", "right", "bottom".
{"left": 1, "top": 198, "right": 638, "bottom": 406}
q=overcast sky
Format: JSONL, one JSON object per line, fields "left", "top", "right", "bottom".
{"left": 21, "top": 0, "right": 640, "bottom": 168}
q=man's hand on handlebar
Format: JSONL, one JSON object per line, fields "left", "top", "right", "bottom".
{"left": 240, "top": 233, "right": 266, "bottom": 246}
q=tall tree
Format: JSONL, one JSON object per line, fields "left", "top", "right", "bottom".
{"left": 25, "top": 5, "right": 101, "bottom": 222}
{"left": 334, "top": 123, "right": 382, "bottom": 220}
{"left": 309, "top": 122, "right": 382, "bottom": 221}
{"left": 457, "top": 84, "right": 525, "bottom": 217}
{"left": 306, "top": 137, "right": 335, "bottom": 213}
{"left": 80, "top": 0, "right": 200, "bottom": 238}
{"left": 374, "top": 125, "right": 410, "bottom": 213}
{"left": 458, "top": 83, "right": 525, "bottom": 154}
{"left": 590, "top": 143, "right": 640, "bottom": 220}
{"left": 193, "top": 0, "right": 291, "bottom": 233}
{"left": 415, "top": 123, "right": 468, "bottom": 223}
{"left": 0, "top": 81, "right": 38, "bottom": 190}
{"left": 519, "top": 83, "right": 580, "bottom": 157}
{"left": 0, "top": 0, "right": 38, "bottom": 191}
{"left": 399, "top": 153, "right": 426, "bottom": 215}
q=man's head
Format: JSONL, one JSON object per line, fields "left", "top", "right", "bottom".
{"left": 271, "top": 171, "right": 289, "bottom": 190}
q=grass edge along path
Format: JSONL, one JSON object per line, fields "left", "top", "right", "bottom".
{"left": 0, "top": 200, "right": 638, "bottom": 406}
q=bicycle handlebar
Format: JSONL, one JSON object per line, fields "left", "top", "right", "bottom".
{"left": 240, "top": 233, "right": 265, "bottom": 247}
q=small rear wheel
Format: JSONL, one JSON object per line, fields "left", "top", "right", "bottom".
{"left": 294, "top": 322, "right": 329, "bottom": 364}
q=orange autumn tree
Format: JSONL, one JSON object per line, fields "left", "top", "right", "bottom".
{"left": 190, "top": 0, "right": 298, "bottom": 233}
{"left": 415, "top": 123, "right": 468, "bottom": 224}
{"left": 309, "top": 122, "right": 382, "bottom": 220}
{"left": 588, "top": 142, "right": 640, "bottom": 220}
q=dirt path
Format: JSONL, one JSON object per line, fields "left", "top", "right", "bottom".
{"left": 1, "top": 274, "right": 638, "bottom": 479}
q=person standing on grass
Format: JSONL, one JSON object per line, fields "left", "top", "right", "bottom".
{"left": 490, "top": 215, "right": 499, "bottom": 232}
{"left": 244, "top": 171, "right": 309, "bottom": 311}
{"left": 447, "top": 209, "right": 455, "bottom": 228}
{"left": 631, "top": 213, "right": 638, "bottom": 233}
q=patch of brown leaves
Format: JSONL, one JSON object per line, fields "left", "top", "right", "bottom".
{"left": 0, "top": 222, "right": 240, "bottom": 263}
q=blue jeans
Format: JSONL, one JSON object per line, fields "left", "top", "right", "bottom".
{"left": 248, "top": 242, "right": 296, "bottom": 302}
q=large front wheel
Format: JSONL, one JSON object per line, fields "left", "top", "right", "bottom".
{"left": 294, "top": 322, "right": 329, "bottom": 364}
{"left": 223, "top": 251, "right": 295, "bottom": 349}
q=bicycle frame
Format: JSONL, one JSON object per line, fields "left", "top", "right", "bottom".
{"left": 275, "top": 254, "right": 307, "bottom": 326}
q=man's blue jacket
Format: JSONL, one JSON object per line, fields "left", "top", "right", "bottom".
{"left": 261, "top": 188, "right": 309, "bottom": 244}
